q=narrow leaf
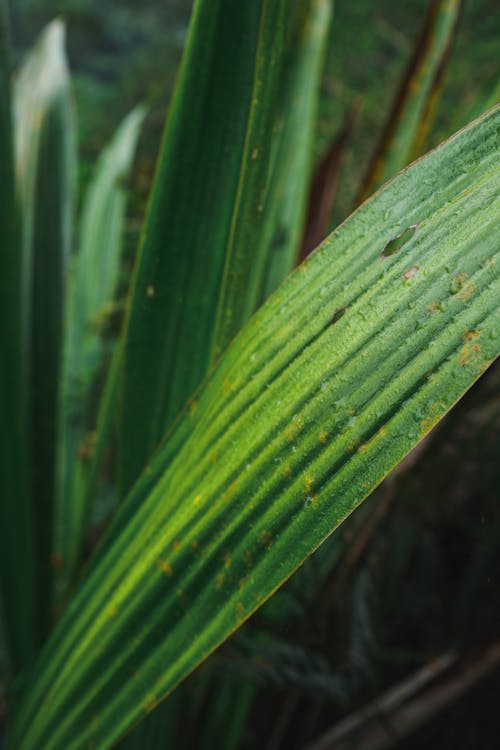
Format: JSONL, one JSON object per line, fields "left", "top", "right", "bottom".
{"left": 0, "top": 0, "right": 37, "bottom": 675}
{"left": 13, "top": 19, "right": 77, "bottom": 642}
{"left": 118, "top": 0, "right": 288, "bottom": 496}
{"left": 11, "top": 107, "right": 500, "bottom": 750}
{"left": 54, "top": 106, "right": 145, "bottom": 593}
{"left": 359, "top": 0, "right": 463, "bottom": 201}
{"left": 223, "top": 0, "right": 333, "bottom": 326}
{"left": 300, "top": 106, "right": 356, "bottom": 260}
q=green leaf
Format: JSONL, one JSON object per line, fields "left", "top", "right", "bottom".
{"left": 54, "top": 106, "right": 145, "bottom": 593}
{"left": 359, "top": 0, "right": 463, "bottom": 201}
{"left": 13, "top": 19, "right": 77, "bottom": 643}
{"left": 244, "top": 0, "right": 333, "bottom": 311}
{"left": 11, "top": 107, "right": 500, "bottom": 750}
{"left": 0, "top": 0, "right": 37, "bottom": 675}
{"left": 118, "top": 0, "right": 288, "bottom": 496}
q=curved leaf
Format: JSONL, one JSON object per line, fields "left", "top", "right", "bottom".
{"left": 11, "top": 106, "right": 500, "bottom": 750}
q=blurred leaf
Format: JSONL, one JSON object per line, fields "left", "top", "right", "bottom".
{"left": 118, "top": 0, "right": 288, "bottom": 496}
{"left": 54, "top": 105, "right": 145, "bottom": 594}
{"left": 359, "top": 0, "right": 463, "bottom": 201}
{"left": 13, "top": 19, "right": 76, "bottom": 646}
{"left": 11, "top": 106, "right": 500, "bottom": 750}
{"left": 300, "top": 106, "right": 357, "bottom": 259}
{"left": 0, "top": 0, "right": 37, "bottom": 675}
{"left": 231, "top": 0, "right": 333, "bottom": 318}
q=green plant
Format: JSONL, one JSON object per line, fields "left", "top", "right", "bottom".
{"left": 0, "top": 0, "right": 498, "bottom": 748}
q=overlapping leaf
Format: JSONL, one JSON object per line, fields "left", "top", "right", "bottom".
{"left": 12, "top": 19, "right": 76, "bottom": 647}
{"left": 118, "top": 0, "right": 288, "bottom": 496}
{"left": 359, "top": 0, "right": 463, "bottom": 200}
{"left": 0, "top": 0, "right": 37, "bottom": 675}
{"left": 244, "top": 0, "right": 333, "bottom": 312}
{"left": 54, "top": 106, "right": 145, "bottom": 592}
{"left": 11, "top": 106, "right": 500, "bottom": 750}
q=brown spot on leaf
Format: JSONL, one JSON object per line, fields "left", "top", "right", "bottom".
{"left": 403, "top": 264, "right": 419, "bottom": 280}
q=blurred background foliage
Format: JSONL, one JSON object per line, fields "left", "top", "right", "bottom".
{"left": 7, "top": 1, "right": 500, "bottom": 748}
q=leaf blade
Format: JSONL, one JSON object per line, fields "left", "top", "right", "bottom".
{"left": 54, "top": 105, "right": 145, "bottom": 592}
{"left": 13, "top": 19, "right": 77, "bottom": 642}
{"left": 0, "top": 0, "right": 37, "bottom": 675}
{"left": 118, "top": 0, "right": 288, "bottom": 496}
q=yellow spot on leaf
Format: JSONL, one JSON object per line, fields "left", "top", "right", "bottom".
{"left": 157, "top": 559, "right": 172, "bottom": 576}
{"left": 236, "top": 602, "right": 246, "bottom": 620}
{"left": 143, "top": 694, "right": 157, "bottom": 715}
{"left": 319, "top": 431, "right": 328, "bottom": 444}
{"left": 463, "top": 329, "right": 480, "bottom": 342}
{"left": 108, "top": 604, "right": 118, "bottom": 619}
{"left": 146, "top": 285, "right": 155, "bottom": 298}
{"left": 428, "top": 301, "right": 442, "bottom": 314}
{"left": 459, "top": 341, "right": 481, "bottom": 367}
{"left": 458, "top": 282, "right": 477, "bottom": 301}
{"left": 210, "top": 450, "right": 218, "bottom": 464}
{"left": 420, "top": 416, "right": 438, "bottom": 437}
{"left": 224, "top": 553, "right": 232, "bottom": 569}
{"left": 304, "top": 475, "right": 315, "bottom": 493}
{"left": 193, "top": 494, "right": 202, "bottom": 507}
{"left": 172, "top": 540, "right": 180, "bottom": 552}
{"left": 188, "top": 400, "right": 198, "bottom": 417}
{"left": 225, "top": 482, "right": 236, "bottom": 498}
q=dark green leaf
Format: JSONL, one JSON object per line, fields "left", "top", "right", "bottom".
{"left": 118, "top": 0, "right": 288, "bottom": 496}
{"left": 13, "top": 19, "right": 77, "bottom": 642}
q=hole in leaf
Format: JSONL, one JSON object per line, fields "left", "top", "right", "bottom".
{"left": 381, "top": 224, "right": 417, "bottom": 258}
{"left": 331, "top": 307, "right": 348, "bottom": 324}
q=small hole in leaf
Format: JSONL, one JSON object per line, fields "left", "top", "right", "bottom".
{"left": 331, "top": 307, "right": 348, "bottom": 324}
{"left": 381, "top": 224, "right": 417, "bottom": 258}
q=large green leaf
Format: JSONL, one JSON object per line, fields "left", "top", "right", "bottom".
{"left": 54, "top": 106, "right": 145, "bottom": 593}
{"left": 359, "top": 0, "right": 463, "bottom": 200}
{"left": 0, "top": 0, "right": 37, "bottom": 675}
{"left": 11, "top": 107, "right": 500, "bottom": 750}
{"left": 118, "top": 0, "right": 288, "bottom": 496}
{"left": 13, "top": 19, "right": 77, "bottom": 642}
